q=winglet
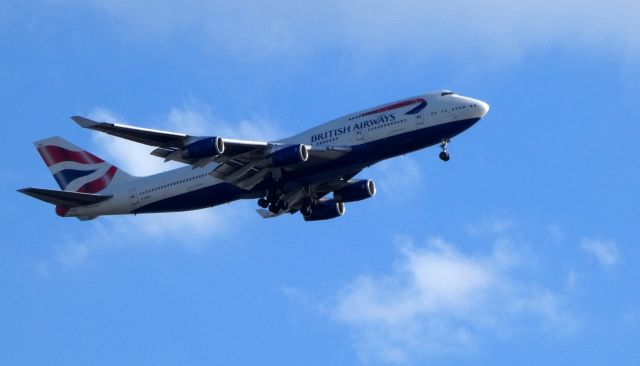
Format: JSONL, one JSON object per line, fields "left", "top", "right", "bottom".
{"left": 71, "top": 116, "right": 99, "bottom": 128}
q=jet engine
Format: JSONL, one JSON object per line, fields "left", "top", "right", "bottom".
{"left": 180, "top": 137, "right": 225, "bottom": 159}
{"left": 269, "top": 144, "right": 309, "bottom": 167}
{"left": 303, "top": 200, "right": 345, "bottom": 221}
{"left": 333, "top": 179, "right": 376, "bottom": 203}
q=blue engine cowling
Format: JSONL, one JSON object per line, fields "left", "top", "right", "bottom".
{"left": 303, "top": 200, "right": 346, "bottom": 221}
{"left": 333, "top": 179, "right": 376, "bottom": 203}
{"left": 181, "top": 137, "right": 225, "bottom": 159}
{"left": 269, "top": 144, "right": 309, "bottom": 167}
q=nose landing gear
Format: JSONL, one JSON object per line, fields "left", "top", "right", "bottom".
{"left": 439, "top": 139, "right": 450, "bottom": 162}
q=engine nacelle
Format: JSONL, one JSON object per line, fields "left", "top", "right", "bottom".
{"left": 334, "top": 179, "right": 376, "bottom": 203}
{"left": 181, "top": 137, "right": 225, "bottom": 159}
{"left": 303, "top": 200, "right": 345, "bottom": 221}
{"left": 269, "top": 144, "right": 309, "bottom": 167}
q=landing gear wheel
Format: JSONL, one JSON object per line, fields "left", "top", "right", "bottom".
{"left": 439, "top": 139, "right": 450, "bottom": 162}
{"left": 257, "top": 198, "right": 269, "bottom": 208}
{"left": 266, "top": 191, "right": 278, "bottom": 204}
{"left": 276, "top": 199, "right": 288, "bottom": 210}
{"left": 268, "top": 204, "right": 280, "bottom": 214}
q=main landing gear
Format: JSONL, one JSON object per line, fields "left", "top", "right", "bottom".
{"left": 439, "top": 139, "right": 450, "bottom": 162}
{"left": 257, "top": 185, "right": 289, "bottom": 214}
{"left": 257, "top": 181, "right": 316, "bottom": 217}
{"left": 262, "top": 185, "right": 316, "bottom": 217}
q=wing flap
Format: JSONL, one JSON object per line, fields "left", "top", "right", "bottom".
{"left": 211, "top": 145, "right": 352, "bottom": 190}
{"left": 18, "top": 187, "right": 112, "bottom": 207}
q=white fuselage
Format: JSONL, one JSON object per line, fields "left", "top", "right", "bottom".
{"left": 68, "top": 91, "right": 488, "bottom": 218}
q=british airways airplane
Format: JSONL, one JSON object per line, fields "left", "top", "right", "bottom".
{"left": 19, "top": 91, "right": 489, "bottom": 221}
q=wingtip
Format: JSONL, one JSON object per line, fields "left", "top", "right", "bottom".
{"left": 71, "top": 115, "right": 98, "bottom": 128}
{"left": 17, "top": 188, "right": 36, "bottom": 197}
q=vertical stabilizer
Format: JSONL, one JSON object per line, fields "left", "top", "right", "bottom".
{"left": 34, "top": 136, "right": 134, "bottom": 193}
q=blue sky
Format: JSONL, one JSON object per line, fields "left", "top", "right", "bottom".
{"left": 1, "top": 1, "right": 639, "bottom": 365}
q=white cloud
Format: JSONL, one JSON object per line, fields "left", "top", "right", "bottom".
{"left": 581, "top": 238, "right": 619, "bottom": 267}
{"left": 467, "top": 214, "right": 516, "bottom": 236}
{"left": 87, "top": 107, "right": 182, "bottom": 176}
{"left": 62, "top": 0, "right": 640, "bottom": 64}
{"left": 53, "top": 221, "right": 115, "bottom": 268}
{"left": 165, "top": 102, "right": 284, "bottom": 141}
{"left": 331, "top": 236, "right": 575, "bottom": 363}
{"left": 369, "top": 156, "right": 423, "bottom": 201}
{"left": 117, "top": 204, "right": 250, "bottom": 252}
{"left": 52, "top": 201, "right": 251, "bottom": 268}
{"left": 56, "top": 241, "right": 90, "bottom": 267}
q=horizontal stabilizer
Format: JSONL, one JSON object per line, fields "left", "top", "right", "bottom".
{"left": 18, "top": 187, "right": 112, "bottom": 207}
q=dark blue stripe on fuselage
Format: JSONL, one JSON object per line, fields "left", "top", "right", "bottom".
{"left": 132, "top": 118, "right": 480, "bottom": 214}
{"left": 405, "top": 100, "right": 428, "bottom": 115}
{"left": 132, "top": 182, "right": 247, "bottom": 214}
{"left": 53, "top": 169, "right": 98, "bottom": 189}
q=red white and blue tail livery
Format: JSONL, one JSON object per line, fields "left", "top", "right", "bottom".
{"left": 35, "top": 136, "right": 132, "bottom": 193}
{"left": 19, "top": 90, "right": 489, "bottom": 221}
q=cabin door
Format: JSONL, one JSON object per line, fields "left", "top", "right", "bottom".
{"left": 129, "top": 188, "right": 139, "bottom": 205}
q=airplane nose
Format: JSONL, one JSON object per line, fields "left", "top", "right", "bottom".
{"left": 477, "top": 100, "right": 490, "bottom": 117}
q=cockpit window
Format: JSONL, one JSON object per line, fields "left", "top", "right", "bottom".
{"left": 441, "top": 91, "right": 455, "bottom": 96}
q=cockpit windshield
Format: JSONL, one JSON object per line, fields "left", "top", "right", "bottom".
{"left": 441, "top": 91, "right": 455, "bottom": 96}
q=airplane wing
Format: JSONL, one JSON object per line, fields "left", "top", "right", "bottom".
{"left": 72, "top": 116, "right": 188, "bottom": 147}
{"left": 72, "top": 116, "right": 352, "bottom": 190}
{"left": 72, "top": 116, "right": 267, "bottom": 162}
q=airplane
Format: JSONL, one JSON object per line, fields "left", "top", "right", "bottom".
{"left": 18, "top": 90, "right": 489, "bottom": 221}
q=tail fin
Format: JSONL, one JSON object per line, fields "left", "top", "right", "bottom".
{"left": 34, "top": 136, "right": 134, "bottom": 193}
